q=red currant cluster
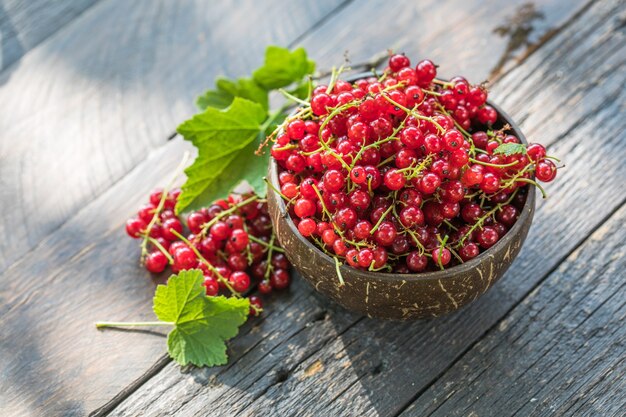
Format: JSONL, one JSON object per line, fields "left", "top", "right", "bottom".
{"left": 269, "top": 53, "right": 558, "bottom": 273}
{"left": 125, "top": 189, "right": 291, "bottom": 315}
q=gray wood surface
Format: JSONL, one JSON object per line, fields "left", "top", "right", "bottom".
{"left": 106, "top": 0, "right": 626, "bottom": 415}
{"left": 0, "top": 1, "right": 347, "bottom": 415}
{"left": 1, "top": 0, "right": 623, "bottom": 416}
{"left": 401, "top": 203, "right": 626, "bottom": 417}
{"left": 0, "top": 0, "right": 345, "bottom": 274}
{"left": 0, "top": 0, "right": 97, "bottom": 72}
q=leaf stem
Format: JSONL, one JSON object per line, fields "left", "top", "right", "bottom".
{"left": 95, "top": 321, "right": 173, "bottom": 329}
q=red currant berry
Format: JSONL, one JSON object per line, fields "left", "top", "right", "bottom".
{"left": 249, "top": 295, "right": 263, "bottom": 316}
{"left": 459, "top": 242, "right": 480, "bottom": 261}
{"left": 476, "top": 226, "right": 499, "bottom": 248}
{"left": 210, "top": 221, "right": 231, "bottom": 240}
{"left": 229, "top": 229, "right": 249, "bottom": 251}
{"left": 230, "top": 271, "right": 251, "bottom": 292}
{"left": 161, "top": 218, "right": 183, "bottom": 241}
{"left": 432, "top": 247, "right": 451, "bottom": 267}
{"left": 535, "top": 159, "right": 557, "bottom": 182}
{"left": 294, "top": 198, "right": 316, "bottom": 218}
{"left": 406, "top": 251, "right": 428, "bottom": 272}
{"left": 203, "top": 277, "right": 219, "bottom": 296}
{"left": 259, "top": 280, "right": 272, "bottom": 295}
{"left": 270, "top": 269, "right": 290, "bottom": 290}
{"left": 298, "top": 218, "right": 317, "bottom": 237}
{"left": 145, "top": 251, "right": 168, "bottom": 273}
{"left": 374, "top": 221, "right": 397, "bottom": 246}
{"left": 173, "top": 247, "right": 196, "bottom": 270}
{"left": 187, "top": 212, "right": 207, "bottom": 235}
{"left": 126, "top": 217, "right": 147, "bottom": 238}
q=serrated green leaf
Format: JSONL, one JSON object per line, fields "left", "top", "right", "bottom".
{"left": 176, "top": 98, "right": 267, "bottom": 213}
{"left": 493, "top": 143, "right": 527, "bottom": 156}
{"left": 196, "top": 77, "right": 268, "bottom": 111}
{"left": 154, "top": 269, "right": 250, "bottom": 367}
{"left": 253, "top": 46, "right": 315, "bottom": 90}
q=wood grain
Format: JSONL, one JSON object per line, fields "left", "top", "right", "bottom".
{"left": 0, "top": 1, "right": 349, "bottom": 415}
{"left": 106, "top": 0, "right": 626, "bottom": 416}
{"left": 0, "top": 0, "right": 345, "bottom": 274}
{"left": 0, "top": 0, "right": 97, "bottom": 72}
{"left": 401, "top": 203, "right": 626, "bottom": 417}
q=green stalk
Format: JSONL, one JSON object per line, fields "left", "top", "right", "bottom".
{"left": 95, "top": 321, "right": 172, "bottom": 329}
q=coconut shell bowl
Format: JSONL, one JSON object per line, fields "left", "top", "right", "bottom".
{"left": 267, "top": 96, "right": 535, "bottom": 320}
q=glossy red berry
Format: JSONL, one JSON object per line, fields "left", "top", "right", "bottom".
{"left": 432, "top": 247, "right": 451, "bottom": 266}
{"left": 384, "top": 168, "right": 406, "bottom": 190}
{"left": 145, "top": 251, "right": 168, "bottom": 273}
{"left": 270, "top": 269, "right": 290, "bottom": 290}
{"left": 535, "top": 160, "right": 557, "bottom": 182}
{"left": 294, "top": 198, "right": 316, "bottom": 218}
{"left": 161, "top": 218, "right": 183, "bottom": 241}
{"left": 126, "top": 217, "right": 147, "bottom": 238}
{"left": 476, "top": 226, "right": 499, "bottom": 248}
{"left": 230, "top": 271, "right": 251, "bottom": 292}
{"left": 173, "top": 247, "right": 196, "bottom": 270}
{"left": 406, "top": 252, "right": 428, "bottom": 272}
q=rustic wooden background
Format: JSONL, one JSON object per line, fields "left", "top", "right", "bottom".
{"left": 0, "top": 0, "right": 624, "bottom": 416}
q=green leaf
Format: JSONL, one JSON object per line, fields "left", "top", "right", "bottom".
{"left": 253, "top": 46, "right": 315, "bottom": 90}
{"left": 154, "top": 269, "right": 250, "bottom": 367}
{"left": 196, "top": 77, "right": 269, "bottom": 111}
{"left": 176, "top": 98, "right": 267, "bottom": 213}
{"left": 493, "top": 143, "right": 527, "bottom": 156}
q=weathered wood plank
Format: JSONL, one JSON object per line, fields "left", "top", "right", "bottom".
{"left": 302, "top": 0, "right": 590, "bottom": 83}
{"left": 0, "top": 0, "right": 345, "bottom": 274}
{"left": 401, "top": 203, "right": 626, "bottom": 417}
{"left": 0, "top": 1, "right": 349, "bottom": 415}
{"left": 107, "top": 0, "right": 625, "bottom": 416}
{"left": 0, "top": 0, "right": 97, "bottom": 72}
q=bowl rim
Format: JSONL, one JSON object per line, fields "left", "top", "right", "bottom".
{"left": 268, "top": 74, "right": 535, "bottom": 283}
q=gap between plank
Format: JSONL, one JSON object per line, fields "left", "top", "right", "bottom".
{"left": 391, "top": 196, "right": 626, "bottom": 417}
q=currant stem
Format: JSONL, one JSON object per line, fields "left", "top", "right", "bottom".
{"left": 278, "top": 88, "right": 310, "bottom": 106}
{"left": 469, "top": 157, "right": 519, "bottom": 168}
{"left": 147, "top": 237, "right": 174, "bottom": 264}
{"left": 381, "top": 94, "right": 445, "bottom": 134}
{"left": 516, "top": 178, "right": 548, "bottom": 198}
{"left": 248, "top": 235, "right": 285, "bottom": 253}
{"left": 312, "top": 184, "right": 344, "bottom": 237}
{"left": 140, "top": 152, "right": 190, "bottom": 262}
{"left": 369, "top": 204, "right": 394, "bottom": 235}
{"left": 334, "top": 256, "right": 345, "bottom": 287}
{"left": 264, "top": 177, "right": 290, "bottom": 202}
{"left": 264, "top": 233, "right": 276, "bottom": 281}
{"left": 200, "top": 195, "right": 259, "bottom": 237}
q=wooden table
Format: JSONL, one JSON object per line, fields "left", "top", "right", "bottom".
{"left": 1, "top": 0, "right": 624, "bottom": 415}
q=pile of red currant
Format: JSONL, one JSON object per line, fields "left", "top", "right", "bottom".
{"left": 269, "top": 53, "right": 558, "bottom": 273}
{"left": 125, "top": 189, "right": 291, "bottom": 315}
